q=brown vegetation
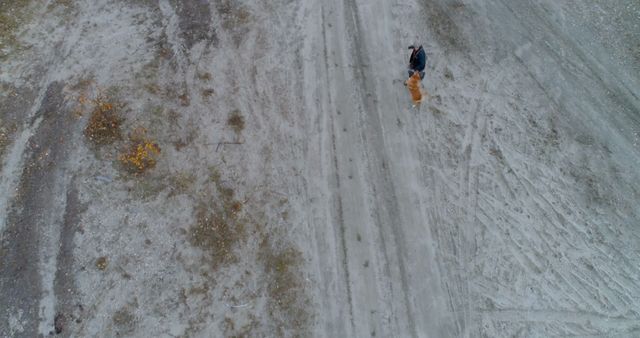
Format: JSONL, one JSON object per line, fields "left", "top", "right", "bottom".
{"left": 84, "top": 96, "right": 122, "bottom": 145}
{"left": 0, "top": 0, "right": 31, "bottom": 60}
{"left": 95, "top": 256, "right": 108, "bottom": 270}
{"left": 201, "top": 88, "right": 215, "bottom": 98}
{"left": 227, "top": 110, "right": 245, "bottom": 135}
{"left": 191, "top": 210, "right": 244, "bottom": 267}
{"left": 258, "top": 235, "right": 309, "bottom": 336}
{"left": 0, "top": 121, "right": 16, "bottom": 159}
{"left": 197, "top": 72, "right": 212, "bottom": 81}
{"left": 190, "top": 169, "right": 246, "bottom": 267}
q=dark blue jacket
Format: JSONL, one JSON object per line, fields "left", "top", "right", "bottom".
{"left": 409, "top": 46, "right": 426, "bottom": 71}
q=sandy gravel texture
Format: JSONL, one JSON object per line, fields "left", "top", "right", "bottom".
{"left": 1, "top": 0, "right": 639, "bottom": 337}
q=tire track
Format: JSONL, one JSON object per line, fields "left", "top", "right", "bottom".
{"left": 329, "top": 96, "right": 356, "bottom": 331}
{"left": 338, "top": 0, "right": 418, "bottom": 335}
{"left": 0, "top": 82, "right": 69, "bottom": 337}
{"left": 316, "top": 2, "right": 358, "bottom": 335}
{"left": 490, "top": 149, "right": 640, "bottom": 316}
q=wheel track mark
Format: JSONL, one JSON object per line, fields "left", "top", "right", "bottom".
{"left": 453, "top": 88, "right": 490, "bottom": 336}
{"left": 412, "top": 83, "right": 476, "bottom": 335}
{"left": 503, "top": 0, "right": 640, "bottom": 129}
{"left": 476, "top": 206, "right": 543, "bottom": 275}
{"left": 484, "top": 308, "right": 640, "bottom": 330}
{"left": 320, "top": 3, "right": 355, "bottom": 332}
{"left": 567, "top": 269, "right": 629, "bottom": 317}
{"left": 0, "top": 82, "right": 68, "bottom": 337}
{"left": 474, "top": 212, "right": 586, "bottom": 317}
{"left": 478, "top": 187, "right": 593, "bottom": 310}
{"left": 340, "top": 0, "right": 417, "bottom": 335}
{"left": 53, "top": 184, "right": 86, "bottom": 336}
{"left": 330, "top": 118, "right": 355, "bottom": 331}
{"left": 496, "top": 153, "right": 635, "bottom": 285}
{"left": 483, "top": 151, "right": 638, "bottom": 317}
{"left": 358, "top": 133, "right": 397, "bottom": 336}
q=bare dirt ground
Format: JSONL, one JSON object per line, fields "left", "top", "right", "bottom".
{"left": 1, "top": 0, "right": 639, "bottom": 337}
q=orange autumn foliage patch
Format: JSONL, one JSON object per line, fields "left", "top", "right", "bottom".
{"left": 119, "top": 128, "right": 161, "bottom": 174}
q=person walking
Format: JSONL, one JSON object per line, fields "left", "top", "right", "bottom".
{"left": 408, "top": 45, "right": 426, "bottom": 80}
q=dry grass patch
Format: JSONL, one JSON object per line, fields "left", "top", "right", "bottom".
{"left": 185, "top": 167, "right": 311, "bottom": 335}
{"left": 190, "top": 209, "right": 244, "bottom": 267}
{"left": 84, "top": 96, "right": 123, "bottom": 145}
{"left": 112, "top": 305, "right": 138, "bottom": 336}
{"left": 258, "top": 236, "right": 310, "bottom": 336}
{"left": 190, "top": 169, "right": 246, "bottom": 268}
{"left": 0, "top": 120, "right": 17, "bottom": 159}
{"left": 201, "top": 88, "right": 215, "bottom": 98}
{"left": 0, "top": 127, "right": 8, "bottom": 155}
{"left": 168, "top": 172, "right": 196, "bottom": 197}
{"left": 1, "top": 0, "right": 73, "bottom": 59}
{"left": 217, "top": 2, "right": 251, "bottom": 30}
{"left": 227, "top": 109, "right": 245, "bottom": 135}
{"left": 0, "top": 0, "right": 32, "bottom": 60}
{"left": 179, "top": 93, "right": 190, "bottom": 106}
{"left": 222, "top": 314, "right": 260, "bottom": 337}
{"left": 197, "top": 72, "right": 212, "bottom": 81}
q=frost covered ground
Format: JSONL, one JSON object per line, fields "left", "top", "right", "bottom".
{"left": 1, "top": 0, "right": 639, "bottom": 337}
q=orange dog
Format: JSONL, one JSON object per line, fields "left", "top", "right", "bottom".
{"left": 404, "top": 71, "right": 428, "bottom": 107}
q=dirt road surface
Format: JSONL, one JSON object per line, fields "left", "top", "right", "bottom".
{"left": 1, "top": 0, "right": 639, "bottom": 337}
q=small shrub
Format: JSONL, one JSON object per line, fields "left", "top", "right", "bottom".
{"left": 95, "top": 256, "right": 108, "bottom": 270}
{"left": 179, "top": 93, "right": 190, "bottom": 106}
{"left": 197, "top": 72, "right": 212, "bottom": 81}
{"left": 119, "top": 128, "right": 161, "bottom": 174}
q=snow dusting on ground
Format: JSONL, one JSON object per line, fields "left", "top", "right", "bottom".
{"left": 1, "top": 0, "right": 639, "bottom": 337}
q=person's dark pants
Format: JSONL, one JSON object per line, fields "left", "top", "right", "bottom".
{"left": 408, "top": 69, "right": 425, "bottom": 80}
